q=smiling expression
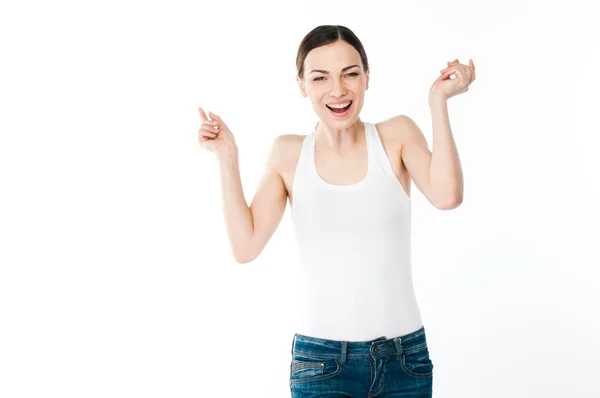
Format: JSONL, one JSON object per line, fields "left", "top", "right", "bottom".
{"left": 297, "top": 40, "right": 370, "bottom": 126}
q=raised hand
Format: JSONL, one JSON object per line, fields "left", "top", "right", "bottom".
{"left": 197, "top": 107, "right": 237, "bottom": 155}
{"left": 429, "top": 58, "right": 476, "bottom": 102}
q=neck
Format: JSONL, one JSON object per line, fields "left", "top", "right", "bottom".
{"left": 315, "top": 118, "right": 365, "bottom": 153}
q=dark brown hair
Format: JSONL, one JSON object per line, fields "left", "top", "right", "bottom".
{"left": 296, "top": 25, "right": 369, "bottom": 79}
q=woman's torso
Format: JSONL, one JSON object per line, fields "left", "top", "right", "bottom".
{"left": 277, "top": 118, "right": 423, "bottom": 341}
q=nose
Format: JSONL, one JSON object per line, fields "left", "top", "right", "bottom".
{"left": 329, "top": 77, "right": 347, "bottom": 97}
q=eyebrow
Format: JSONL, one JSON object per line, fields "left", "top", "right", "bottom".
{"left": 309, "top": 65, "right": 360, "bottom": 75}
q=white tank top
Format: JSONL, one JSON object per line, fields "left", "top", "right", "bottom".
{"left": 290, "top": 121, "right": 423, "bottom": 341}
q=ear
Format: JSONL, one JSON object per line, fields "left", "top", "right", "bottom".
{"left": 365, "top": 68, "right": 370, "bottom": 90}
{"left": 296, "top": 75, "right": 308, "bottom": 98}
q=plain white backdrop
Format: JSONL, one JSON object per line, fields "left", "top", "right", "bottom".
{"left": 1, "top": 0, "right": 599, "bottom": 396}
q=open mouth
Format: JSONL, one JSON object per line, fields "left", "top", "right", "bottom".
{"left": 326, "top": 101, "right": 353, "bottom": 115}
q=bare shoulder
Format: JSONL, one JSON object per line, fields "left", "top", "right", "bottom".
{"left": 269, "top": 134, "right": 305, "bottom": 170}
{"left": 272, "top": 133, "right": 306, "bottom": 150}
{"left": 373, "top": 114, "right": 416, "bottom": 154}
{"left": 375, "top": 115, "right": 417, "bottom": 142}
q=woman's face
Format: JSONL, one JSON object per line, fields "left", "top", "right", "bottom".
{"left": 297, "top": 40, "right": 369, "bottom": 129}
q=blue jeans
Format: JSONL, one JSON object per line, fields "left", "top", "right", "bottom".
{"left": 289, "top": 326, "right": 433, "bottom": 397}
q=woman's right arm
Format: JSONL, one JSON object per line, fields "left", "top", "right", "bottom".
{"left": 216, "top": 136, "right": 288, "bottom": 264}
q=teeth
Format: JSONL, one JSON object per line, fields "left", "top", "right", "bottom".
{"left": 327, "top": 102, "right": 351, "bottom": 109}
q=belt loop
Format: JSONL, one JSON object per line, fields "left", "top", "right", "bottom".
{"left": 394, "top": 337, "right": 403, "bottom": 360}
{"left": 340, "top": 341, "right": 347, "bottom": 364}
{"left": 291, "top": 334, "right": 296, "bottom": 356}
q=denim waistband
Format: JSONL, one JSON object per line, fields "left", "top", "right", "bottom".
{"left": 291, "top": 325, "right": 428, "bottom": 362}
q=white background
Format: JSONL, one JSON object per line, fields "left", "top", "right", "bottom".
{"left": 1, "top": 0, "right": 599, "bottom": 397}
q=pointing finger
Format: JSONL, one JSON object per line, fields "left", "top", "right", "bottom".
{"left": 198, "top": 107, "right": 208, "bottom": 122}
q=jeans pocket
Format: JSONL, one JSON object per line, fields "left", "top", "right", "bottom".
{"left": 290, "top": 353, "right": 341, "bottom": 384}
{"left": 400, "top": 343, "right": 434, "bottom": 378}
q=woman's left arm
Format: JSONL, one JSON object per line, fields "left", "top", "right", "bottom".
{"left": 400, "top": 58, "right": 476, "bottom": 210}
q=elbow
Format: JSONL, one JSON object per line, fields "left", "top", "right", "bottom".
{"left": 435, "top": 193, "right": 463, "bottom": 210}
{"left": 428, "top": 181, "right": 463, "bottom": 210}
{"left": 233, "top": 247, "right": 257, "bottom": 264}
{"left": 233, "top": 252, "right": 252, "bottom": 264}
{"left": 232, "top": 232, "right": 261, "bottom": 263}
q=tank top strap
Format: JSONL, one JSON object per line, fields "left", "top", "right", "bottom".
{"left": 365, "top": 121, "right": 397, "bottom": 179}
{"left": 306, "top": 130, "right": 316, "bottom": 162}
{"left": 364, "top": 121, "right": 378, "bottom": 172}
{"left": 293, "top": 131, "right": 315, "bottom": 184}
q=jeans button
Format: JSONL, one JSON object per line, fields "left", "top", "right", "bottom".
{"left": 372, "top": 346, "right": 379, "bottom": 353}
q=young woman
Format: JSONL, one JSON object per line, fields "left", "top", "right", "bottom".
{"left": 198, "top": 25, "right": 475, "bottom": 398}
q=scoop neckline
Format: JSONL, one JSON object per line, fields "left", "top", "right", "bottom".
{"left": 311, "top": 122, "right": 371, "bottom": 190}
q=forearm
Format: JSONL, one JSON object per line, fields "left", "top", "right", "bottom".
{"left": 428, "top": 97, "right": 464, "bottom": 205}
{"left": 216, "top": 148, "right": 254, "bottom": 262}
